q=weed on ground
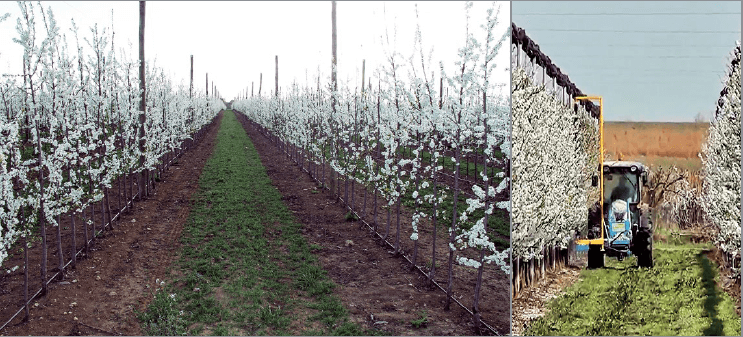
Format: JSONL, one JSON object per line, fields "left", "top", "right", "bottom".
{"left": 526, "top": 242, "right": 741, "bottom": 336}
{"left": 139, "top": 111, "right": 376, "bottom": 336}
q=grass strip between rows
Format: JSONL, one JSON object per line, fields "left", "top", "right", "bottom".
{"left": 138, "top": 111, "right": 379, "bottom": 336}
{"left": 526, "top": 241, "right": 741, "bottom": 336}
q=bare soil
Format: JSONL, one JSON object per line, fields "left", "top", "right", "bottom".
{"left": 0, "top": 108, "right": 512, "bottom": 336}
{"left": 236, "top": 114, "right": 510, "bottom": 336}
{"left": 0, "top": 112, "right": 222, "bottom": 336}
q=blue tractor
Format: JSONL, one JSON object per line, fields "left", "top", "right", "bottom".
{"left": 582, "top": 161, "right": 654, "bottom": 268}
{"left": 573, "top": 96, "right": 653, "bottom": 268}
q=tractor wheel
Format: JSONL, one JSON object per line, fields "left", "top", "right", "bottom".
{"left": 636, "top": 228, "right": 653, "bottom": 268}
{"left": 587, "top": 244, "right": 604, "bottom": 269}
{"left": 587, "top": 201, "right": 602, "bottom": 239}
{"left": 639, "top": 204, "right": 653, "bottom": 230}
{"left": 636, "top": 210, "right": 654, "bottom": 268}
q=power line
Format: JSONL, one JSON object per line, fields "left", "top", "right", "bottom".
{"left": 526, "top": 28, "right": 740, "bottom": 34}
{"left": 532, "top": 43, "right": 735, "bottom": 48}
{"left": 515, "top": 12, "right": 741, "bottom": 16}
{"left": 567, "top": 69, "right": 725, "bottom": 78}
{"left": 539, "top": 72, "right": 725, "bottom": 79}
{"left": 612, "top": 80, "right": 728, "bottom": 85}
{"left": 563, "top": 74, "right": 725, "bottom": 79}
{"left": 561, "top": 69, "right": 724, "bottom": 74}
{"left": 548, "top": 55, "right": 723, "bottom": 59}
{"left": 533, "top": 65, "right": 725, "bottom": 73}
{"left": 62, "top": 1, "right": 86, "bottom": 16}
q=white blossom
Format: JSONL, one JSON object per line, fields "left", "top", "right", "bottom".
{"left": 700, "top": 43, "right": 741, "bottom": 274}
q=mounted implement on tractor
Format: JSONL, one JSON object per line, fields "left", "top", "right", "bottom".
{"left": 575, "top": 96, "right": 654, "bottom": 269}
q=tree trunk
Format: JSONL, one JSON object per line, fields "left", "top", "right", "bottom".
{"left": 445, "top": 140, "right": 461, "bottom": 310}
{"left": 71, "top": 213, "right": 77, "bottom": 268}
{"left": 22, "top": 208, "right": 29, "bottom": 321}
{"left": 56, "top": 214, "right": 63, "bottom": 276}
{"left": 429, "top": 171, "right": 438, "bottom": 284}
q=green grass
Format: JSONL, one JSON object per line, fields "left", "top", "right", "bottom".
{"left": 139, "top": 111, "right": 379, "bottom": 336}
{"left": 525, "top": 241, "right": 741, "bottom": 336}
{"left": 410, "top": 310, "right": 429, "bottom": 328}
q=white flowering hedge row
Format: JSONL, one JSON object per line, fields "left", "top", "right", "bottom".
{"left": 701, "top": 42, "right": 741, "bottom": 269}
{"left": 234, "top": 3, "right": 511, "bottom": 274}
{"left": 511, "top": 67, "right": 599, "bottom": 262}
{"left": 0, "top": 3, "right": 224, "bottom": 265}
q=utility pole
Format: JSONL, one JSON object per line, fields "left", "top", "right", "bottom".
{"left": 275, "top": 55, "right": 279, "bottom": 97}
{"left": 138, "top": 0, "right": 146, "bottom": 200}
{"left": 189, "top": 55, "right": 193, "bottom": 121}
{"left": 189, "top": 55, "right": 193, "bottom": 98}
{"left": 331, "top": 1, "right": 337, "bottom": 114}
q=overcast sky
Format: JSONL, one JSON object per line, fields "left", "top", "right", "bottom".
{"left": 0, "top": 1, "right": 511, "bottom": 101}
{"left": 512, "top": 1, "right": 741, "bottom": 122}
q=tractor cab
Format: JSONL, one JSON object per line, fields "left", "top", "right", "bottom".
{"left": 600, "top": 161, "right": 648, "bottom": 260}
{"left": 582, "top": 160, "right": 654, "bottom": 268}
{"left": 574, "top": 95, "right": 654, "bottom": 269}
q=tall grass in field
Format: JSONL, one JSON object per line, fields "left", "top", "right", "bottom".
{"left": 601, "top": 122, "right": 712, "bottom": 236}
{"left": 604, "top": 122, "right": 708, "bottom": 171}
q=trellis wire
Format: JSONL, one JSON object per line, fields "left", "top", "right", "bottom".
{"left": 236, "top": 112, "right": 501, "bottom": 336}
{"left": 510, "top": 23, "right": 600, "bottom": 295}
{"left": 0, "top": 118, "right": 217, "bottom": 332}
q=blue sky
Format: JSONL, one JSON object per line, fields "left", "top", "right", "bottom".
{"left": 512, "top": 1, "right": 741, "bottom": 122}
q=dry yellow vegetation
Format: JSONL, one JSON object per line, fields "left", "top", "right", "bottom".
{"left": 604, "top": 122, "right": 709, "bottom": 171}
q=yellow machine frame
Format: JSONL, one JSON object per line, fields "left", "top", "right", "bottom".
{"left": 574, "top": 96, "right": 604, "bottom": 246}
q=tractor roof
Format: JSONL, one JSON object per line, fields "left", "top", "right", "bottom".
{"left": 603, "top": 161, "right": 646, "bottom": 172}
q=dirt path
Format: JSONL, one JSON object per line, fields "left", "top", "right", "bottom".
{"left": 0, "top": 113, "right": 222, "bottom": 336}
{"left": 237, "top": 114, "right": 509, "bottom": 335}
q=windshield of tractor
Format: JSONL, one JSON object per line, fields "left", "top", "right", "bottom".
{"left": 604, "top": 172, "right": 639, "bottom": 205}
